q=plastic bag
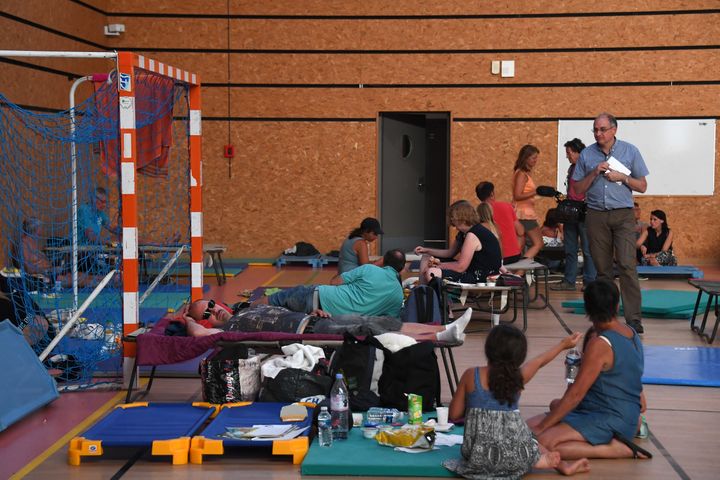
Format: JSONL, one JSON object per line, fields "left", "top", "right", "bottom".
{"left": 375, "top": 427, "right": 436, "bottom": 449}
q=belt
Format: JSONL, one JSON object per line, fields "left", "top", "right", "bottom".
{"left": 301, "top": 316, "right": 320, "bottom": 334}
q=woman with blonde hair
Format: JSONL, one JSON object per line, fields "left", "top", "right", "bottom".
{"left": 512, "top": 144, "right": 543, "bottom": 259}
{"left": 477, "top": 202, "right": 500, "bottom": 242}
{"left": 415, "top": 200, "right": 502, "bottom": 284}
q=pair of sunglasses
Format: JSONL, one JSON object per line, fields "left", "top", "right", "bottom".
{"left": 202, "top": 299, "right": 216, "bottom": 319}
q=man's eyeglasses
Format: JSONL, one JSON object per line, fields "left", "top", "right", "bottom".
{"left": 202, "top": 299, "right": 216, "bottom": 319}
{"left": 592, "top": 126, "right": 615, "bottom": 134}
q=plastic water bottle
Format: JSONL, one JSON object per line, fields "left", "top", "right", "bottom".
{"left": 366, "top": 407, "right": 403, "bottom": 424}
{"left": 317, "top": 406, "right": 333, "bottom": 447}
{"left": 330, "top": 373, "right": 350, "bottom": 440}
{"left": 565, "top": 347, "right": 582, "bottom": 384}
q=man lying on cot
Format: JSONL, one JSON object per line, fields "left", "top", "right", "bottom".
{"left": 177, "top": 300, "right": 472, "bottom": 344}
{"left": 256, "top": 249, "right": 407, "bottom": 318}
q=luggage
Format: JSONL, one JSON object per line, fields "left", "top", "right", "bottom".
{"left": 200, "top": 346, "right": 262, "bottom": 403}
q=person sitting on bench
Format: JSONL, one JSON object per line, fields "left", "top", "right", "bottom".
{"left": 636, "top": 209, "right": 676, "bottom": 266}
{"left": 179, "top": 300, "right": 472, "bottom": 343}
{"left": 21, "top": 218, "right": 94, "bottom": 288}
{"left": 415, "top": 200, "right": 502, "bottom": 285}
{"left": 337, "top": 217, "right": 384, "bottom": 274}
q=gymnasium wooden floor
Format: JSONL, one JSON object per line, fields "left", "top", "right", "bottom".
{"left": 3, "top": 265, "right": 719, "bottom": 479}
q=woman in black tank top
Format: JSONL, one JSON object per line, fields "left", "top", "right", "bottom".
{"left": 636, "top": 209, "right": 676, "bottom": 266}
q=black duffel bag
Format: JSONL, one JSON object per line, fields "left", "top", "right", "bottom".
{"left": 536, "top": 185, "right": 586, "bottom": 223}
{"left": 555, "top": 199, "right": 586, "bottom": 223}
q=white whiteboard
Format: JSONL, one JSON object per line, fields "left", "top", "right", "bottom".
{"left": 557, "top": 119, "right": 716, "bottom": 196}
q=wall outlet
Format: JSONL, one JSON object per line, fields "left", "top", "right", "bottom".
{"left": 501, "top": 60, "right": 515, "bottom": 78}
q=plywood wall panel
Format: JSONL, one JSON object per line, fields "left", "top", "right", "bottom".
{"left": 0, "top": 63, "right": 97, "bottom": 110}
{"left": 200, "top": 121, "right": 378, "bottom": 257}
{"left": 3, "top": 0, "right": 106, "bottom": 46}
{"left": 137, "top": 50, "right": 719, "bottom": 85}
{"left": 110, "top": 18, "right": 226, "bottom": 50}
{"left": 106, "top": 14, "right": 720, "bottom": 51}
{"left": 232, "top": 15, "right": 720, "bottom": 50}
{"left": 218, "top": 50, "right": 720, "bottom": 84}
{"left": 107, "top": 1, "right": 720, "bottom": 16}
{"left": 0, "top": 20, "right": 113, "bottom": 79}
{"left": 197, "top": 85, "right": 720, "bottom": 119}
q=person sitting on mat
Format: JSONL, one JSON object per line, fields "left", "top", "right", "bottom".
{"left": 442, "top": 324, "right": 589, "bottom": 478}
{"left": 337, "top": 217, "right": 384, "bottom": 274}
{"left": 527, "top": 279, "right": 651, "bottom": 460}
{"left": 415, "top": 200, "right": 502, "bottom": 285}
{"left": 548, "top": 326, "right": 649, "bottom": 441}
{"left": 258, "top": 249, "right": 406, "bottom": 318}
{"left": 636, "top": 209, "right": 677, "bottom": 266}
{"left": 178, "top": 299, "right": 472, "bottom": 343}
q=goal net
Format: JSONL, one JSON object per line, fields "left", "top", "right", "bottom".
{"left": 0, "top": 53, "right": 201, "bottom": 389}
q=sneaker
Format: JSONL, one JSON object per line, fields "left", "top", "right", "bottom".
{"left": 628, "top": 320, "right": 645, "bottom": 334}
{"left": 550, "top": 281, "right": 576, "bottom": 291}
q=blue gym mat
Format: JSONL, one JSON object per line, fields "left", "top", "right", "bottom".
{"left": 636, "top": 265, "right": 704, "bottom": 278}
{"left": 200, "top": 402, "right": 314, "bottom": 446}
{"left": 643, "top": 346, "right": 720, "bottom": 387}
{"left": 81, "top": 403, "right": 214, "bottom": 445}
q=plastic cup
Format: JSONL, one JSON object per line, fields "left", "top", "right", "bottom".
{"left": 492, "top": 313, "right": 500, "bottom": 326}
{"left": 436, "top": 406, "right": 449, "bottom": 426}
{"left": 352, "top": 412, "right": 363, "bottom": 427}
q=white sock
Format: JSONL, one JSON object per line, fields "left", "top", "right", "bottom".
{"left": 436, "top": 324, "right": 466, "bottom": 343}
{"left": 445, "top": 308, "right": 472, "bottom": 334}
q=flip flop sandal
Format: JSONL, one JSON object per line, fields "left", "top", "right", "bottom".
{"left": 614, "top": 433, "right": 653, "bottom": 459}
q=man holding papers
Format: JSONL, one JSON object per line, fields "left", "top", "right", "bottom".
{"left": 571, "top": 113, "right": 649, "bottom": 334}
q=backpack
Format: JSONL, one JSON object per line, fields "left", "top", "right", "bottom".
{"left": 329, "top": 333, "right": 383, "bottom": 411}
{"left": 401, "top": 285, "right": 442, "bottom": 324}
{"left": 378, "top": 341, "right": 441, "bottom": 412}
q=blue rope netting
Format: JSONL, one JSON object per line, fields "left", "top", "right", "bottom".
{"left": 0, "top": 70, "right": 192, "bottom": 389}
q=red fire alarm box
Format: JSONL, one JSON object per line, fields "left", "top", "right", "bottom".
{"left": 224, "top": 145, "right": 235, "bottom": 158}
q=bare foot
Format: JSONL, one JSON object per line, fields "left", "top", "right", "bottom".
{"left": 535, "top": 451, "right": 561, "bottom": 470}
{"left": 557, "top": 458, "right": 591, "bottom": 476}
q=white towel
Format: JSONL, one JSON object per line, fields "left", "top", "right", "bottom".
{"left": 260, "top": 343, "right": 325, "bottom": 379}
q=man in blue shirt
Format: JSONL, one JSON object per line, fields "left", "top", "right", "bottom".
{"left": 77, "top": 187, "right": 119, "bottom": 273}
{"left": 572, "top": 113, "right": 649, "bottom": 333}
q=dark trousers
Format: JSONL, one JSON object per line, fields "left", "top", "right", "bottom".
{"left": 585, "top": 208, "right": 642, "bottom": 324}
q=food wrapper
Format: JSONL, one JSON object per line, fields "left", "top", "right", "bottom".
{"left": 375, "top": 427, "right": 436, "bottom": 449}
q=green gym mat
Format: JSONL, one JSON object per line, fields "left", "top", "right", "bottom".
{"left": 31, "top": 291, "right": 189, "bottom": 311}
{"left": 301, "top": 424, "right": 463, "bottom": 477}
{"left": 561, "top": 290, "right": 710, "bottom": 319}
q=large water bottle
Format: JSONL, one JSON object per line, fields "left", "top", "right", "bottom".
{"left": 317, "top": 406, "right": 333, "bottom": 447}
{"left": 366, "top": 407, "right": 403, "bottom": 424}
{"left": 565, "top": 347, "right": 582, "bottom": 384}
{"left": 330, "top": 373, "right": 350, "bottom": 440}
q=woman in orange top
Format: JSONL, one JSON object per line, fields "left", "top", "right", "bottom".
{"left": 512, "top": 144, "right": 543, "bottom": 259}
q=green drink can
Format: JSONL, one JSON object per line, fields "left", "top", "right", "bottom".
{"left": 407, "top": 393, "right": 423, "bottom": 424}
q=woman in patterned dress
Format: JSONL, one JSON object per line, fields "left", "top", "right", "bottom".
{"left": 443, "top": 325, "right": 590, "bottom": 478}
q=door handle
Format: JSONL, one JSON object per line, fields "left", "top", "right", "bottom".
{"left": 417, "top": 176, "right": 425, "bottom": 192}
